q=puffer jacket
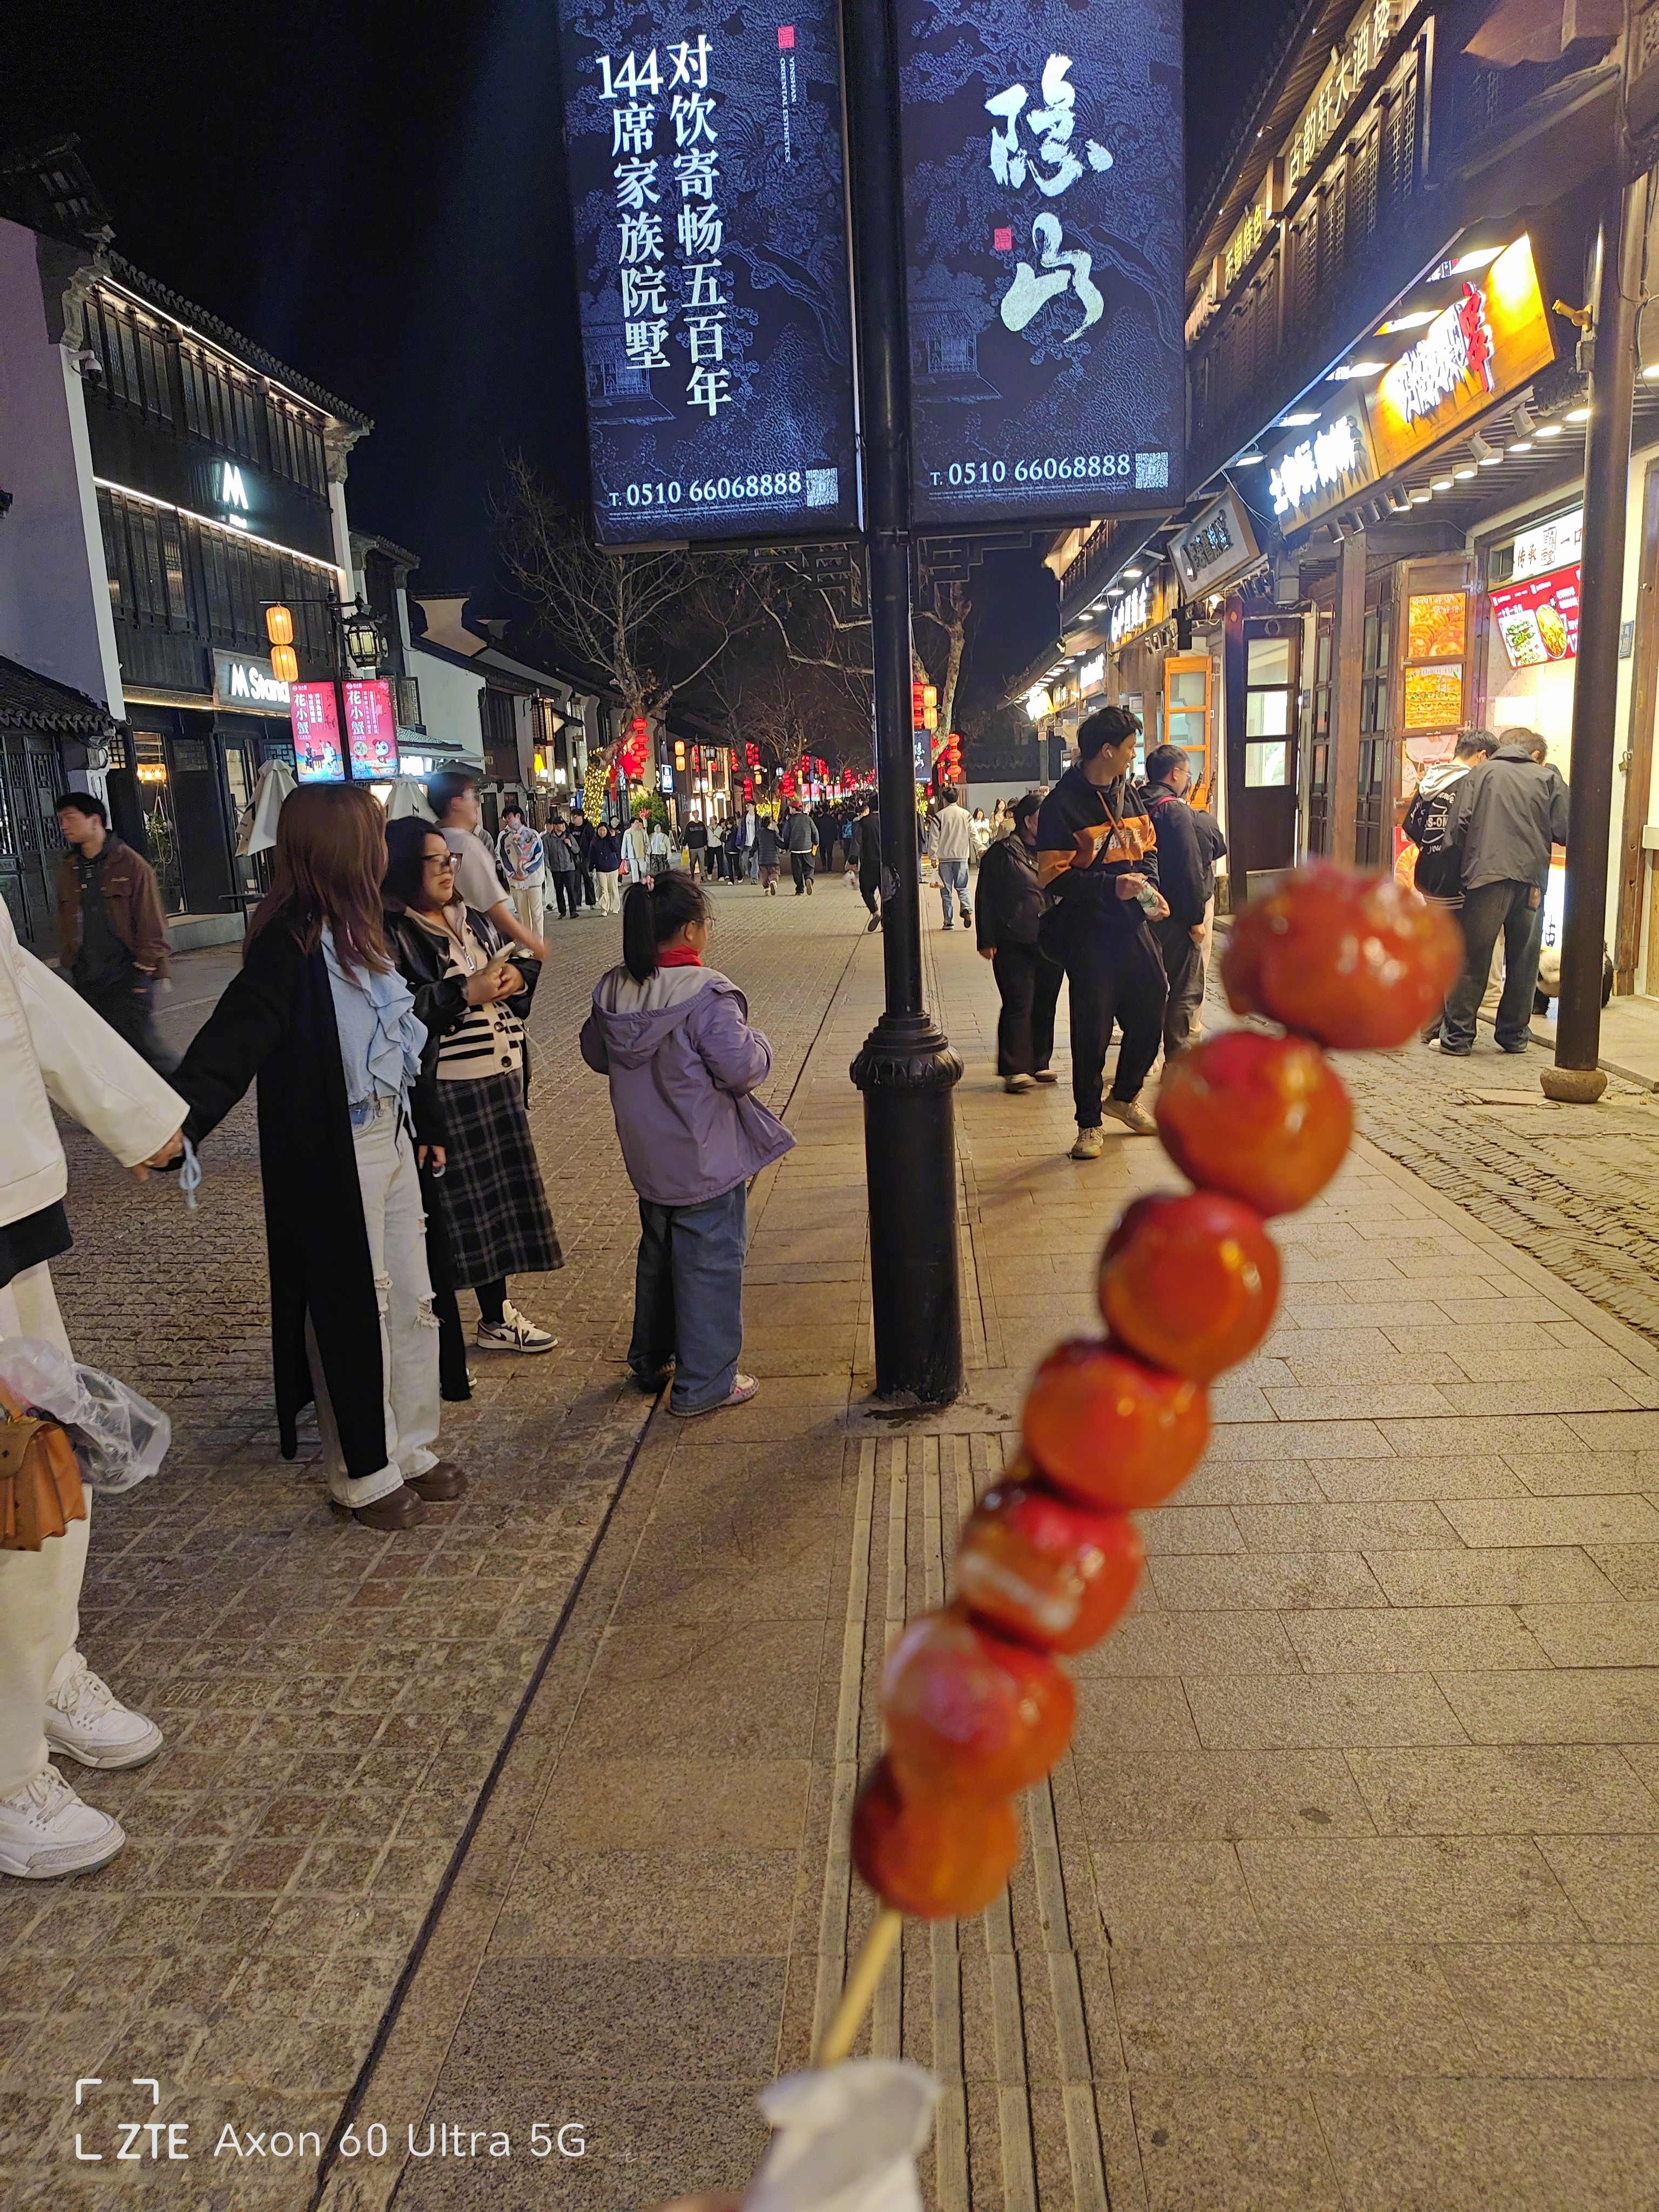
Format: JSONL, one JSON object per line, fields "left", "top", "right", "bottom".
{"left": 0, "top": 899, "right": 184, "bottom": 1228}
{"left": 580, "top": 961, "right": 795, "bottom": 1206}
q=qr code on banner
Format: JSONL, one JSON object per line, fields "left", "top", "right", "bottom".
{"left": 805, "top": 468, "right": 839, "bottom": 507}
{"left": 1135, "top": 451, "right": 1170, "bottom": 490}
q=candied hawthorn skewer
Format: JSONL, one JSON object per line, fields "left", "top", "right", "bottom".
{"left": 825, "top": 867, "right": 1459, "bottom": 2066}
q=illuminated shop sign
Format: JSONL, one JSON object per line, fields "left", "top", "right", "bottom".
{"left": 1491, "top": 565, "right": 1581, "bottom": 670}
{"left": 217, "top": 462, "right": 252, "bottom": 528}
{"left": 1512, "top": 508, "right": 1583, "bottom": 581}
{"left": 1025, "top": 684, "right": 1054, "bottom": 721}
{"left": 212, "top": 650, "right": 290, "bottom": 710}
{"left": 1109, "top": 579, "right": 1151, "bottom": 646}
{"left": 1079, "top": 653, "right": 1106, "bottom": 692}
{"left": 1368, "top": 235, "right": 1553, "bottom": 477}
{"left": 1262, "top": 236, "right": 1555, "bottom": 533}
{"left": 1267, "top": 408, "right": 1373, "bottom": 522}
{"left": 1172, "top": 484, "right": 1260, "bottom": 595}
{"left": 1283, "top": 0, "right": 1395, "bottom": 193}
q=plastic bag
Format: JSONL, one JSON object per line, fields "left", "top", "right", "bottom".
{"left": 744, "top": 2062, "right": 939, "bottom": 2212}
{"left": 0, "top": 1337, "right": 170, "bottom": 1494}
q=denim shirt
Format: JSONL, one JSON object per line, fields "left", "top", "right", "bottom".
{"left": 321, "top": 924, "right": 427, "bottom": 1125}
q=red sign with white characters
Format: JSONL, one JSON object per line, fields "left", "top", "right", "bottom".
{"left": 343, "top": 679, "right": 399, "bottom": 778}
{"left": 290, "top": 683, "right": 345, "bottom": 783}
{"left": 1490, "top": 564, "right": 1581, "bottom": 671}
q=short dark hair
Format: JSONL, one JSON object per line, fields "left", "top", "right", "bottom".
{"left": 1521, "top": 731, "right": 1549, "bottom": 761}
{"left": 501, "top": 797, "right": 523, "bottom": 818}
{"left": 1143, "top": 744, "right": 1186, "bottom": 786}
{"left": 1012, "top": 790, "right": 1043, "bottom": 831}
{"left": 1455, "top": 729, "right": 1498, "bottom": 760}
{"left": 55, "top": 790, "right": 107, "bottom": 825}
{"left": 938, "top": 783, "right": 959, "bottom": 807}
{"left": 1077, "top": 705, "right": 1139, "bottom": 761}
{"left": 427, "top": 767, "right": 479, "bottom": 820}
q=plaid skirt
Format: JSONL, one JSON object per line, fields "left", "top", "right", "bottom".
{"left": 431, "top": 1070, "right": 563, "bottom": 1286}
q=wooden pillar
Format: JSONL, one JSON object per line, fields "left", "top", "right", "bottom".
{"left": 1615, "top": 455, "right": 1659, "bottom": 993}
{"left": 1330, "top": 527, "right": 1367, "bottom": 867}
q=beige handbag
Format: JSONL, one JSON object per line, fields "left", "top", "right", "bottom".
{"left": 0, "top": 1380, "right": 86, "bottom": 1550}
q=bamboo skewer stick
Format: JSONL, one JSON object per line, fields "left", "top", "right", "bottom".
{"left": 817, "top": 1907, "right": 903, "bottom": 2067}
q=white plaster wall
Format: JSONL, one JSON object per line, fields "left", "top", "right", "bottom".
{"left": 410, "top": 642, "right": 486, "bottom": 765}
{"left": 0, "top": 220, "right": 123, "bottom": 712}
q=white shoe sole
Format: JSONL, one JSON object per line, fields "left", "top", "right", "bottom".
{"left": 669, "top": 1380, "right": 760, "bottom": 1417}
{"left": 46, "top": 1718, "right": 164, "bottom": 1772}
{"left": 0, "top": 1824, "right": 126, "bottom": 1879}
{"left": 474, "top": 1334, "right": 556, "bottom": 1354}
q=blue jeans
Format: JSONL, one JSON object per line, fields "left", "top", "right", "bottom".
{"left": 628, "top": 1183, "right": 748, "bottom": 1412}
{"left": 938, "top": 859, "right": 970, "bottom": 923}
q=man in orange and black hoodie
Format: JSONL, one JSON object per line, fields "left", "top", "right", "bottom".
{"left": 1035, "top": 705, "right": 1169, "bottom": 1159}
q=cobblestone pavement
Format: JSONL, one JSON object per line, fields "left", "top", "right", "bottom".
{"left": 308, "top": 911, "right": 1659, "bottom": 2212}
{"left": 0, "top": 875, "right": 869, "bottom": 2212}
{"left": 1328, "top": 1026, "right": 1659, "bottom": 1349}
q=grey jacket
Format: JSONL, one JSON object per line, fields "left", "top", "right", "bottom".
{"left": 1447, "top": 744, "right": 1569, "bottom": 892}
{"left": 927, "top": 802, "right": 974, "bottom": 864}
{"left": 579, "top": 962, "right": 795, "bottom": 1206}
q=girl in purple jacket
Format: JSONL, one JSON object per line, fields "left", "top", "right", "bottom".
{"left": 580, "top": 874, "right": 794, "bottom": 1415}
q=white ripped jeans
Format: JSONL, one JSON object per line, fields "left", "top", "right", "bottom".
{"left": 0, "top": 1261, "right": 92, "bottom": 1797}
{"left": 306, "top": 1100, "right": 441, "bottom": 1509}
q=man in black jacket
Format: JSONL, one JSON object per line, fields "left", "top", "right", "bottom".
{"left": 976, "top": 791, "right": 1061, "bottom": 1090}
{"left": 1036, "top": 706, "right": 1169, "bottom": 1156}
{"left": 1440, "top": 731, "right": 1569, "bottom": 1055}
{"left": 1139, "top": 745, "right": 1211, "bottom": 1060}
{"left": 566, "top": 808, "right": 598, "bottom": 911}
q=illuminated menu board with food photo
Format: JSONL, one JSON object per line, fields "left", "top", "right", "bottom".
{"left": 1491, "top": 567, "right": 1581, "bottom": 670}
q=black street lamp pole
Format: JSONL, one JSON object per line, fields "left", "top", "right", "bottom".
{"left": 842, "top": 0, "right": 963, "bottom": 1402}
{"left": 1542, "top": 170, "right": 1646, "bottom": 1104}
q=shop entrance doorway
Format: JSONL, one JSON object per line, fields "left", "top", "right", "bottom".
{"left": 1225, "top": 609, "right": 1302, "bottom": 896}
{"left": 0, "top": 730, "right": 66, "bottom": 953}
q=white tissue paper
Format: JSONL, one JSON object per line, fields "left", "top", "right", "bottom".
{"left": 744, "top": 2062, "right": 940, "bottom": 2212}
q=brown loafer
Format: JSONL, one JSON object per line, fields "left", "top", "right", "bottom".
{"left": 407, "top": 1461, "right": 468, "bottom": 1502}
{"left": 336, "top": 1485, "right": 431, "bottom": 1531}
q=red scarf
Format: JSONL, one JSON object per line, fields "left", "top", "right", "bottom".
{"left": 657, "top": 946, "right": 703, "bottom": 968}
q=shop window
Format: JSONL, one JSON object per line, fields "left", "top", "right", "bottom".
{"left": 180, "top": 345, "right": 260, "bottom": 462}
{"left": 133, "top": 734, "right": 185, "bottom": 914}
{"left": 1304, "top": 621, "right": 1334, "bottom": 857}
{"left": 1246, "top": 690, "right": 1290, "bottom": 737}
{"left": 1245, "top": 741, "right": 1290, "bottom": 787}
{"left": 85, "top": 297, "right": 173, "bottom": 425}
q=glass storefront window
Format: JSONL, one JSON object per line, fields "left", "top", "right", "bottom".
{"left": 1246, "top": 689, "right": 1290, "bottom": 737}
{"left": 1246, "top": 636, "right": 1292, "bottom": 686}
{"left": 1245, "top": 741, "right": 1290, "bottom": 786}
{"left": 133, "top": 733, "right": 185, "bottom": 914}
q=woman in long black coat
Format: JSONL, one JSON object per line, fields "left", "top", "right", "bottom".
{"left": 168, "top": 786, "right": 466, "bottom": 1532}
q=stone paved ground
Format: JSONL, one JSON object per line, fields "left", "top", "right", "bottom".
{"left": 309, "top": 911, "right": 1659, "bottom": 2212}
{"left": 8, "top": 883, "right": 1659, "bottom": 2212}
{"left": 0, "top": 875, "right": 868, "bottom": 2212}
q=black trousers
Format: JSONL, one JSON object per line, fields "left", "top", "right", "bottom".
{"left": 1065, "top": 919, "right": 1168, "bottom": 1127}
{"left": 1442, "top": 879, "right": 1542, "bottom": 1052}
{"left": 1150, "top": 916, "right": 1204, "bottom": 1058}
{"left": 550, "top": 872, "right": 576, "bottom": 917}
{"left": 858, "top": 878, "right": 880, "bottom": 917}
{"left": 790, "top": 852, "right": 814, "bottom": 892}
{"left": 79, "top": 972, "right": 176, "bottom": 1075}
{"left": 992, "top": 942, "right": 1062, "bottom": 1077}
{"left": 433, "top": 1278, "right": 508, "bottom": 1400}
{"left": 574, "top": 863, "right": 596, "bottom": 907}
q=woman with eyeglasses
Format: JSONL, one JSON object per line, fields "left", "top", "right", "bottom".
{"left": 168, "top": 785, "right": 465, "bottom": 1531}
{"left": 382, "top": 819, "right": 563, "bottom": 1398}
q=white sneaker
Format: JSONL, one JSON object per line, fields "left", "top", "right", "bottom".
{"left": 1070, "top": 1125, "right": 1105, "bottom": 1160}
{"left": 1102, "top": 1096, "right": 1158, "bottom": 1136}
{"left": 475, "top": 1301, "right": 557, "bottom": 1354}
{"left": 1004, "top": 1073, "right": 1035, "bottom": 1093}
{"left": 45, "top": 1654, "right": 163, "bottom": 1771}
{"left": 669, "top": 1373, "right": 761, "bottom": 1418}
{"left": 0, "top": 1767, "right": 125, "bottom": 1879}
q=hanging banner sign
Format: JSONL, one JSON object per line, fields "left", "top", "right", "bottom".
{"left": 343, "top": 679, "right": 399, "bottom": 779}
{"left": 556, "top": 0, "right": 860, "bottom": 544}
{"left": 898, "top": 0, "right": 1185, "bottom": 530}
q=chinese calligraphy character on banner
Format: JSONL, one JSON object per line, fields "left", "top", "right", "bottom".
{"left": 986, "top": 55, "right": 1112, "bottom": 343}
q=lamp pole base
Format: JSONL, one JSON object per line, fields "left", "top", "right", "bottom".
{"left": 1539, "top": 1064, "right": 1608, "bottom": 1104}
{"left": 852, "top": 1011, "right": 965, "bottom": 1405}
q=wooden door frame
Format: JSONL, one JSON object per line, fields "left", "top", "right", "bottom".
{"left": 1330, "top": 530, "right": 1367, "bottom": 866}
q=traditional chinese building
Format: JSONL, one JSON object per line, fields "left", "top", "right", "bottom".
{"left": 1015, "top": 0, "right": 1659, "bottom": 1004}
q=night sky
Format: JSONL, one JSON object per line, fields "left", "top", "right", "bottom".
{"left": 8, "top": 0, "right": 1300, "bottom": 707}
